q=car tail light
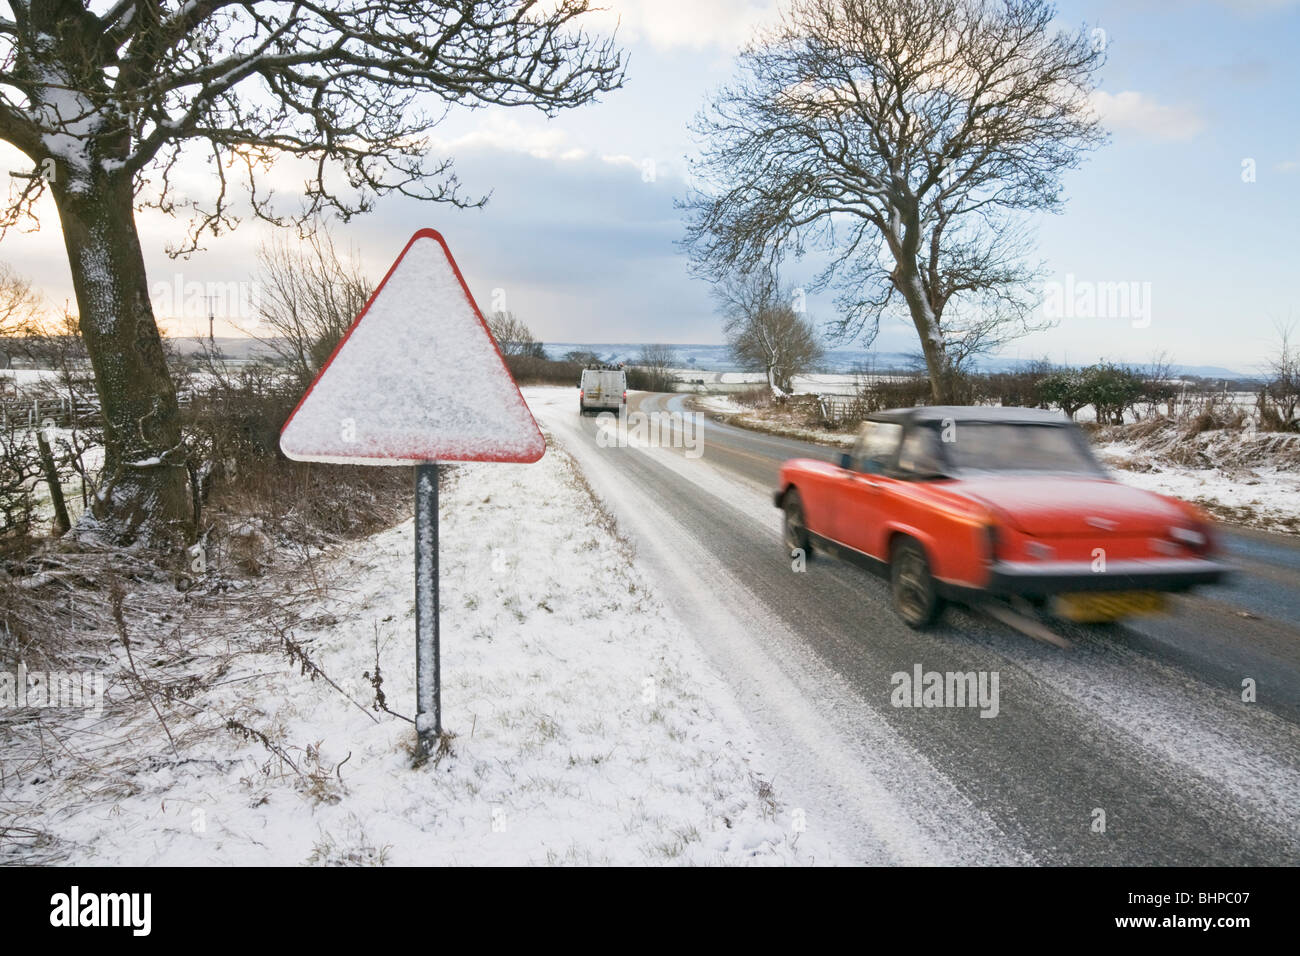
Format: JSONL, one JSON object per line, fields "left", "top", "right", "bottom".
{"left": 1169, "top": 525, "right": 1210, "bottom": 555}
{"left": 579, "top": 390, "right": 584, "bottom": 399}
{"left": 622, "top": 391, "right": 627, "bottom": 402}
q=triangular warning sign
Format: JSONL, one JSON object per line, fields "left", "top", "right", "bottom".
{"left": 280, "top": 229, "right": 545, "bottom": 465}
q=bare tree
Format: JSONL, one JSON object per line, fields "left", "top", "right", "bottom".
{"left": 0, "top": 1, "right": 623, "bottom": 546}
{"left": 1137, "top": 350, "right": 1178, "bottom": 420}
{"left": 635, "top": 344, "right": 679, "bottom": 392}
{"left": 488, "top": 311, "right": 546, "bottom": 359}
{"left": 717, "top": 271, "right": 824, "bottom": 395}
{"left": 685, "top": 0, "right": 1105, "bottom": 403}
{"left": 250, "top": 230, "right": 373, "bottom": 389}
{"left": 0, "top": 262, "right": 41, "bottom": 341}
{"left": 0, "top": 276, "right": 85, "bottom": 539}
{"left": 1259, "top": 321, "right": 1299, "bottom": 432}
{"left": 23, "top": 307, "right": 100, "bottom": 513}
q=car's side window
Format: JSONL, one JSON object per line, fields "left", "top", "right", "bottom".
{"left": 852, "top": 422, "right": 902, "bottom": 474}
{"left": 897, "top": 425, "right": 944, "bottom": 477}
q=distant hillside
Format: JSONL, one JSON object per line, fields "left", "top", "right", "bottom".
{"left": 154, "top": 336, "right": 1256, "bottom": 382}
{"left": 166, "top": 336, "right": 280, "bottom": 359}
{"left": 541, "top": 342, "right": 1256, "bottom": 381}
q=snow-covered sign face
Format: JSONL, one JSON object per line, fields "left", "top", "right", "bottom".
{"left": 279, "top": 229, "right": 545, "bottom": 465}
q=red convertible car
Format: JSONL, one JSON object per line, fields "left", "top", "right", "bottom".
{"left": 774, "top": 406, "right": 1230, "bottom": 629}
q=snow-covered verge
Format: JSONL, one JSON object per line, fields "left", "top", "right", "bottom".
{"left": 1095, "top": 423, "right": 1300, "bottom": 534}
{"left": 691, "top": 394, "right": 857, "bottom": 447}
{"left": 1, "top": 430, "right": 837, "bottom": 865}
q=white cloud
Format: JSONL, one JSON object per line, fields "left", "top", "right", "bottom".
{"left": 429, "top": 115, "right": 680, "bottom": 182}
{"left": 586, "top": 0, "right": 777, "bottom": 52}
{"left": 431, "top": 116, "right": 590, "bottom": 161}
{"left": 1089, "top": 90, "right": 1207, "bottom": 141}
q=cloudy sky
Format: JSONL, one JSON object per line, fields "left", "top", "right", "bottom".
{"left": 2, "top": 0, "right": 1298, "bottom": 370}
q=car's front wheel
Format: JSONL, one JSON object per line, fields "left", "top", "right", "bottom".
{"left": 891, "top": 538, "right": 941, "bottom": 629}
{"left": 782, "top": 489, "right": 812, "bottom": 559}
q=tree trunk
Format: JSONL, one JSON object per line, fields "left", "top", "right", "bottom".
{"left": 52, "top": 175, "right": 191, "bottom": 548}
{"left": 894, "top": 268, "right": 953, "bottom": 404}
{"left": 889, "top": 207, "right": 953, "bottom": 405}
{"left": 766, "top": 362, "right": 784, "bottom": 398}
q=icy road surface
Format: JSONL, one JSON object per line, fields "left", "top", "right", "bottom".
{"left": 530, "top": 387, "right": 1300, "bottom": 865}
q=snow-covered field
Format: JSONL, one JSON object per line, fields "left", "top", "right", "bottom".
{"left": 0, "top": 369, "right": 62, "bottom": 386}
{"left": 2, "top": 425, "right": 837, "bottom": 865}
{"left": 674, "top": 370, "right": 880, "bottom": 396}
{"left": 693, "top": 394, "right": 858, "bottom": 447}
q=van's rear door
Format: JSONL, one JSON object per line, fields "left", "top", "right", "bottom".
{"left": 601, "top": 371, "right": 623, "bottom": 404}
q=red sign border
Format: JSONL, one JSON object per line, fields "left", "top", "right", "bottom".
{"left": 279, "top": 227, "right": 545, "bottom": 464}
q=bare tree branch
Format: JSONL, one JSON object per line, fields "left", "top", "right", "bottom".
{"left": 243, "top": 227, "right": 372, "bottom": 388}
{"left": 1, "top": 0, "right": 625, "bottom": 250}
{"left": 716, "top": 269, "right": 825, "bottom": 394}
{"left": 487, "top": 310, "right": 545, "bottom": 359}
{"left": 684, "top": 0, "right": 1105, "bottom": 402}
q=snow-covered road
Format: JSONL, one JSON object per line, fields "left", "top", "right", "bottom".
{"left": 531, "top": 387, "right": 1300, "bottom": 865}
{"left": 532, "top": 388, "right": 1027, "bottom": 863}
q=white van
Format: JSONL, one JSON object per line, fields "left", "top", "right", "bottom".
{"left": 579, "top": 367, "right": 627, "bottom": 415}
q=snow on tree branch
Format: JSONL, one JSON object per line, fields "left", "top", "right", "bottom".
{"left": 0, "top": 0, "right": 624, "bottom": 248}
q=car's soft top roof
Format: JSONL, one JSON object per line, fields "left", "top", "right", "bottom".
{"left": 868, "top": 405, "right": 1070, "bottom": 425}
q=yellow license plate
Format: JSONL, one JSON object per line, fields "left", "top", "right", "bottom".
{"left": 1054, "top": 591, "right": 1167, "bottom": 623}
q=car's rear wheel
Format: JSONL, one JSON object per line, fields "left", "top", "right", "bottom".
{"left": 782, "top": 489, "right": 812, "bottom": 559}
{"left": 891, "top": 538, "right": 941, "bottom": 629}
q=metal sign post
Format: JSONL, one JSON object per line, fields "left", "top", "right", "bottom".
{"left": 414, "top": 462, "right": 441, "bottom": 754}
{"left": 278, "top": 229, "right": 546, "bottom": 759}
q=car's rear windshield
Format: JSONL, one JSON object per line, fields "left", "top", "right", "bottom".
{"left": 941, "top": 422, "right": 1105, "bottom": 476}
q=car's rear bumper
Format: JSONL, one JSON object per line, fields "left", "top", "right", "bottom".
{"left": 984, "top": 557, "right": 1231, "bottom": 597}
